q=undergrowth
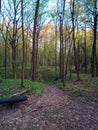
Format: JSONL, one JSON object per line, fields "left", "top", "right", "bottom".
{"left": 0, "top": 79, "right": 46, "bottom": 98}
{"left": 51, "top": 74, "right": 98, "bottom": 100}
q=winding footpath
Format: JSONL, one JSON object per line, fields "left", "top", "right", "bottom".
{"left": 0, "top": 86, "right": 98, "bottom": 130}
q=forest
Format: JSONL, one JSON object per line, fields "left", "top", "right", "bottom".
{"left": 0, "top": 0, "right": 98, "bottom": 130}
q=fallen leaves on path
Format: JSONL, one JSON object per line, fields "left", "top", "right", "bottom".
{"left": 0, "top": 86, "right": 98, "bottom": 130}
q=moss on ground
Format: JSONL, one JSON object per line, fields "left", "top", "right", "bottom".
{"left": 0, "top": 79, "right": 46, "bottom": 98}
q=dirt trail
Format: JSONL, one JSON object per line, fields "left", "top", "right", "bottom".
{"left": 0, "top": 86, "right": 98, "bottom": 130}
{"left": 36, "top": 85, "right": 69, "bottom": 106}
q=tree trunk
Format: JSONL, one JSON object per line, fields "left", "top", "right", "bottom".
{"left": 31, "top": 0, "right": 40, "bottom": 81}
{"left": 36, "top": 31, "right": 40, "bottom": 72}
{"left": 0, "top": 0, "right": 1, "bottom": 12}
{"left": 77, "top": 21, "right": 81, "bottom": 71}
{"left": 96, "top": 54, "right": 98, "bottom": 76}
{"left": 55, "top": 17, "right": 57, "bottom": 77}
{"left": 71, "top": 0, "right": 80, "bottom": 80}
{"left": 59, "top": 20, "right": 63, "bottom": 81}
{"left": 84, "top": 18, "right": 87, "bottom": 73}
{"left": 12, "top": 45, "right": 17, "bottom": 79}
{"left": 91, "top": 0, "right": 97, "bottom": 77}
{"left": 4, "top": 41, "right": 7, "bottom": 79}
{"left": 21, "top": 0, "right": 25, "bottom": 87}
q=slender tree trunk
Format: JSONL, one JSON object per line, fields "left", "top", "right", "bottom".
{"left": 36, "top": 31, "right": 40, "bottom": 73}
{"left": 59, "top": 20, "right": 63, "bottom": 80}
{"left": 1, "top": 25, "right": 9, "bottom": 79}
{"left": 55, "top": 17, "right": 57, "bottom": 76}
{"left": 71, "top": 0, "right": 80, "bottom": 80}
{"left": 84, "top": 17, "right": 87, "bottom": 73}
{"left": 4, "top": 41, "right": 7, "bottom": 79}
{"left": 58, "top": 0, "right": 65, "bottom": 85}
{"left": 0, "top": 0, "right": 1, "bottom": 12}
{"left": 77, "top": 21, "right": 81, "bottom": 71}
{"left": 96, "top": 54, "right": 98, "bottom": 76}
{"left": 62, "top": 51, "right": 65, "bottom": 86}
{"left": 31, "top": 0, "right": 40, "bottom": 81}
{"left": 91, "top": 0, "right": 97, "bottom": 77}
{"left": 25, "top": 31, "right": 29, "bottom": 71}
{"left": 32, "top": 31, "right": 39, "bottom": 79}
{"left": 59, "top": 21, "right": 65, "bottom": 85}
{"left": 21, "top": 0, "right": 25, "bottom": 87}
{"left": 65, "top": 39, "right": 72, "bottom": 80}
{"left": 4, "top": 27, "right": 9, "bottom": 79}
{"left": 12, "top": 45, "right": 17, "bottom": 79}
{"left": 77, "top": 40, "right": 80, "bottom": 70}
{"left": 11, "top": 0, "right": 17, "bottom": 79}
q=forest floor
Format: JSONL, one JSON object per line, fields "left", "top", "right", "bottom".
{"left": 0, "top": 85, "right": 98, "bottom": 130}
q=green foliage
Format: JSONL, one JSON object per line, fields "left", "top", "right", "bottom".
{"left": 51, "top": 11, "right": 57, "bottom": 18}
{"left": 0, "top": 79, "right": 46, "bottom": 98}
{"left": 38, "top": 43, "right": 59, "bottom": 67}
{"left": 52, "top": 74, "right": 98, "bottom": 100}
{"left": 52, "top": 81, "right": 63, "bottom": 88}
{"left": 38, "top": 66, "right": 57, "bottom": 82}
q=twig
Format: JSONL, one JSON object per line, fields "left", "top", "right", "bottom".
{"left": 10, "top": 86, "right": 32, "bottom": 98}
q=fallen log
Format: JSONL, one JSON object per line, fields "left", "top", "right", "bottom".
{"left": 0, "top": 96, "right": 27, "bottom": 104}
{"left": 10, "top": 86, "right": 32, "bottom": 98}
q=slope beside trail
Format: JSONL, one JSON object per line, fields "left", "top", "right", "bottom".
{"left": 0, "top": 85, "right": 98, "bottom": 130}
